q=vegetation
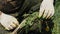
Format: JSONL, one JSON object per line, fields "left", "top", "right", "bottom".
{"left": 0, "top": 0, "right": 60, "bottom": 34}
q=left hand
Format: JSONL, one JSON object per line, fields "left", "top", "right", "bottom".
{"left": 0, "top": 11, "right": 19, "bottom": 30}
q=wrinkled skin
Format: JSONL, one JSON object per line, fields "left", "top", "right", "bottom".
{"left": 39, "top": 0, "right": 54, "bottom": 19}
{"left": 0, "top": 0, "right": 54, "bottom": 30}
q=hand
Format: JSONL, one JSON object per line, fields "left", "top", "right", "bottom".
{"left": 39, "top": 0, "right": 54, "bottom": 19}
{"left": 0, "top": 12, "right": 19, "bottom": 30}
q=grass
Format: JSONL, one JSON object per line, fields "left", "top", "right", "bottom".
{"left": 52, "top": 0, "right": 60, "bottom": 34}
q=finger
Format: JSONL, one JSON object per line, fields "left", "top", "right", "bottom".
{"left": 46, "top": 10, "right": 52, "bottom": 19}
{"left": 5, "top": 27, "right": 10, "bottom": 30}
{"left": 10, "top": 24, "right": 16, "bottom": 28}
{"left": 13, "top": 21, "right": 19, "bottom": 26}
{"left": 11, "top": 22, "right": 16, "bottom": 27}
{"left": 12, "top": 20, "right": 19, "bottom": 26}
{"left": 43, "top": 10, "right": 48, "bottom": 18}
{"left": 5, "top": 25, "right": 13, "bottom": 30}
{"left": 8, "top": 25, "right": 13, "bottom": 30}
{"left": 39, "top": 7, "right": 44, "bottom": 18}
{"left": 12, "top": 17, "right": 19, "bottom": 25}
{"left": 48, "top": 6, "right": 54, "bottom": 18}
{"left": 48, "top": 10, "right": 54, "bottom": 19}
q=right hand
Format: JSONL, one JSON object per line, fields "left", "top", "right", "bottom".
{"left": 39, "top": 0, "right": 54, "bottom": 19}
